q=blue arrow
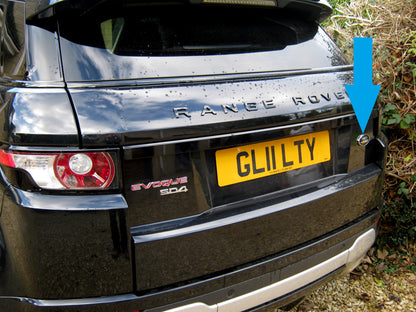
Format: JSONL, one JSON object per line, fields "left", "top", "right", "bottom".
{"left": 345, "top": 37, "right": 381, "bottom": 133}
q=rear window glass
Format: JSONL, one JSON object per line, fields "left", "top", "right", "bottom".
{"left": 57, "top": 6, "right": 318, "bottom": 56}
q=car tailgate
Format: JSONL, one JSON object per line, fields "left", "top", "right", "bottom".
{"left": 67, "top": 68, "right": 381, "bottom": 292}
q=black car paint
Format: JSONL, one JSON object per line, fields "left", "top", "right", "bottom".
{"left": 0, "top": 1, "right": 385, "bottom": 311}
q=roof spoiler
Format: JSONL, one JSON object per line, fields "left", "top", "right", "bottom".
{"left": 26, "top": 0, "right": 332, "bottom": 23}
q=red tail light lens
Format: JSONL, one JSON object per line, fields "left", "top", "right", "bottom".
{"left": 0, "top": 150, "right": 15, "bottom": 168}
{"left": 0, "top": 150, "right": 116, "bottom": 190}
{"left": 54, "top": 153, "right": 115, "bottom": 189}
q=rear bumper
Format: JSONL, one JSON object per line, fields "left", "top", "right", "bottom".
{"left": 162, "top": 228, "right": 376, "bottom": 312}
{"left": 0, "top": 224, "right": 376, "bottom": 312}
{"left": 0, "top": 163, "right": 383, "bottom": 311}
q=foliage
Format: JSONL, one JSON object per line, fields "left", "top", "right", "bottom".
{"left": 324, "top": 0, "right": 416, "bottom": 251}
{"left": 379, "top": 200, "right": 416, "bottom": 247}
{"left": 382, "top": 102, "right": 415, "bottom": 129}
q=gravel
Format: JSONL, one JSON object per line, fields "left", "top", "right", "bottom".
{"left": 295, "top": 271, "right": 416, "bottom": 311}
{"left": 279, "top": 250, "right": 416, "bottom": 312}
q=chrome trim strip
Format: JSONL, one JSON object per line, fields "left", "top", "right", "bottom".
{"left": 34, "top": 294, "right": 138, "bottom": 307}
{"left": 0, "top": 78, "right": 66, "bottom": 88}
{"left": 124, "top": 113, "right": 356, "bottom": 150}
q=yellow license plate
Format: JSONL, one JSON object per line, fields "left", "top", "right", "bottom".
{"left": 215, "top": 131, "right": 331, "bottom": 187}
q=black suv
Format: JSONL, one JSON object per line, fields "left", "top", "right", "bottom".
{"left": 0, "top": 0, "right": 386, "bottom": 311}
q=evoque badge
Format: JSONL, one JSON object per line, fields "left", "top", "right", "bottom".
{"left": 131, "top": 176, "right": 189, "bottom": 196}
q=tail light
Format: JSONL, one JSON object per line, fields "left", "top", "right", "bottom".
{"left": 0, "top": 150, "right": 116, "bottom": 190}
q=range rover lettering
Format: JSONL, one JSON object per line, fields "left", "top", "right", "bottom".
{"left": 0, "top": 0, "right": 386, "bottom": 311}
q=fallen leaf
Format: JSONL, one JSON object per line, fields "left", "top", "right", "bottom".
{"left": 363, "top": 256, "right": 373, "bottom": 264}
{"left": 357, "top": 292, "right": 371, "bottom": 302}
{"left": 406, "top": 273, "right": 416, "bottom": 281}
{"left": 403, "top": 74, "right": 413, "bottom": 83}
{"left": 375, "top": 262, "right": 385, "bottom": 273}
{"left": 377, "top": 249, "right": 389, "bottom": 260}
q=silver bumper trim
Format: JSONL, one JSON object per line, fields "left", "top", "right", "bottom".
{"left": 164, "top": 229, "right": 375, "bottom": 312}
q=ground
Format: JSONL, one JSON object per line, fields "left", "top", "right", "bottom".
{"left": 275, "top": 247, "right": 416, "bottom": 311}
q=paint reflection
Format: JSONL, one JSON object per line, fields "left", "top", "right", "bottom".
{"left": 1, "top": 1, "right": 25, "bottom": 80}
